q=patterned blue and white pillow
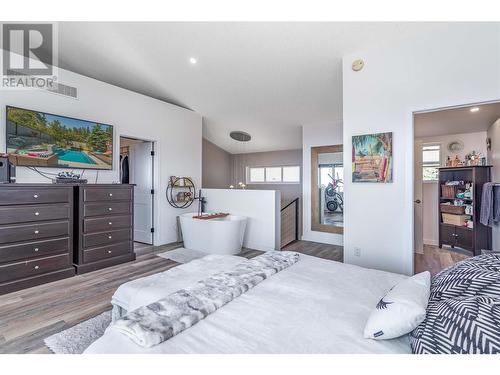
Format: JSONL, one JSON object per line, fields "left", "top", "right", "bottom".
{"left": 430, "top": 254, "right": 500, "bottom": 303}
{"left": 410, "top": 295, "right": 500, "bottom": 354}
{"left": 411, "top": 253, "right": 500, "bottom": 354}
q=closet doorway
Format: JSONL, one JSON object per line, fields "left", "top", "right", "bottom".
{"left": 120, "top": 136, "right": 155, "bottom": 246}
{"left": 413, "top": 100, "right": 500, "bottom": 275}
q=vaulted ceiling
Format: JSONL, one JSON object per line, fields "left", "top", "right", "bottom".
{"left": 56, "top": 22, "right": 444, "bottom": 153}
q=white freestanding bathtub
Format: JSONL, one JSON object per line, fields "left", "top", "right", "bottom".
{"left": 179, "top": 213, "right": 247, "bottom": 255}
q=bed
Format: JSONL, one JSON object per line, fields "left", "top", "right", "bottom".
{"left": 84, "top": 253, "right": 412, "bottom": 354}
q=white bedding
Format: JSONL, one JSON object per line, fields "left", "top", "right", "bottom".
{"left": 85, "top": 254, "right": 412, "bottom": 354}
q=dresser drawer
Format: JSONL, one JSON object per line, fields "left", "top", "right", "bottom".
{"left": 83, "top": 241, "right": 132, "bottom": 263}
{"left": 0, "top": 204, "right": 71, "bottom": 225}
{"left": 0, "top": 221, "right": 70, "bottom": 244}
{"left": 83, "top": 228, "right": 131, "bottom": 248}
{"left": 83, "top": 187, "right": 132, "bottom": 202}
{"left": 0, "top": 237, "right": 70, "bottom": 264}
{"left": 0, "top": 187, "right": 71, "bottom": 206}
{"left": 0, "top": 253, "right": 70, "bottom": 283}
{"left": 84, "top": 215, "right": 132, "bottom": 233}
{"left": 83, "top": 202, "right": 131, "bottom": 217}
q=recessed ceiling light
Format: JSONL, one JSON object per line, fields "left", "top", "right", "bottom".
{"left": 189, "top": 57, "right": 197, "bottom": 64}
{"left": 470, "top": 107, "right": 480, "bottom": 112}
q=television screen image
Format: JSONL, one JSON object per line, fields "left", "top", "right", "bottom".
{"left": 6, "top": 106, "right": 113, "bottom": 170}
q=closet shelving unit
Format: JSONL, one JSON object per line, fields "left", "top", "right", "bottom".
{"left": 438, "top": 166, "right": 491, "bottom": 255}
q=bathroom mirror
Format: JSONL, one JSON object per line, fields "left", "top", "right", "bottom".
{"left": 311, "top": 145, "right": 344, "bottom": 234}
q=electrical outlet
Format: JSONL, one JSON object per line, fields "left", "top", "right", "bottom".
{"left": 354, "top": 247, "right": 361, "bottom": 257}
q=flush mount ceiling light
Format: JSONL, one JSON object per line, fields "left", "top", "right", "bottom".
{"left": 189, "top": 57, "right": 197, "bottom": 64}
{"left": 230, "top": 131, "right": 251, "bottom": 142}
{"left": 470, "top": 107, "right": 480, "bottom": 112}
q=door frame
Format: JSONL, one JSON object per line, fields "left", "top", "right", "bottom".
{"left": 119, "top": 134, "right": 156, "bottom": 245}
{"left": 411, "top": 98, "right": 500, "bottom": 274}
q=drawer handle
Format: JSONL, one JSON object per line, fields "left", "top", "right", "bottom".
{"left": 108, "top": 250, "right": 112, "bottom": 254}
{"left": 34, "top": 248, "right": 39, "bottom": 252}
{"left": 33, "top": 194, "right": 39, "bottom": 199}
{"left": 35, "top": 212, "right": 40, "bottom": 216}
{"left": 34, "top": 265, "right": 39, "bottom": 270}
{"left": 108, "top": 207, "right": 113, "bottom": 211}
{"left": 34, "top": 230, "right": 39, "bottom": 234}
{"left": 109, "top": 193, "right": 113, "bottom": 197}
{"left": 108, "top": 235, "right": 112, "bottom": 239}
{"left": 108, "top": 222, "right": 113, "bottom": 225}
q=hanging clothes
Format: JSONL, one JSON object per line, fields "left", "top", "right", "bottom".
{"left": 480, "top": 182, "right": 500, "bottom": 227}
{"left": 121, "top": 155, "right": 130, "bottom": 184}
{"left": 119, "top": 154, "right": 123, "bottom": 182}
{"left": 495, "top": 186, "right": 500, "bottom": 222}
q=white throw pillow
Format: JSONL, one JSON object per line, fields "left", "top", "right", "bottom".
{"left": 363, "top": 271, "right": 431, "bottom": 340}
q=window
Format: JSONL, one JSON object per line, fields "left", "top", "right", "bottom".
{"left": 247, "top": 166, "right": 301, "bottom": 184}
{"left": 265, "top": 167, "right": 282, "bottom": 182}
{"left": 283, "top": 166, "right": 300, "bottom": 182}
{"left": 249, "top": 167, "right": 265, "bottom": 182}
{"left": 422, "top": 144, "right": 441, "bottom": 181}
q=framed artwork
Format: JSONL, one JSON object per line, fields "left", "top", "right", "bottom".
{"left": 352, "top": 132, "right": 393, "bottom": 183}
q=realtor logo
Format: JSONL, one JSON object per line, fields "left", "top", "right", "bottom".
{"left": 1, "top": 23, "right": 57, "bottom": 90}
{"left": 2, "top": 23, "right": 53, "bottom": 75}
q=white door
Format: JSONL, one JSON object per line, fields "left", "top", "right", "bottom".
{"left": 414, "top": 140, "right": 424, "bottom": 254}
{"left": 132, "top": 142, "right": 153, "bottom": 244}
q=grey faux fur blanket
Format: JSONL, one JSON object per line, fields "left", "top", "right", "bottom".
{"left": 111, "top": 251, "right": 300, "bottom": 347}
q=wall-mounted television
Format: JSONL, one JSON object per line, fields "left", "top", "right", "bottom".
{"left": 6, "top": 106, "right": 113, "bottom": 170}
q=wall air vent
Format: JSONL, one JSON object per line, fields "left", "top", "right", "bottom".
{"left": 46, "top": 82, "right": 78, "bottom": 99}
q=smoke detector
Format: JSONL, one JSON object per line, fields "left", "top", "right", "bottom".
{"left": 352, "top": 59, "right": 364, "bottom": 72}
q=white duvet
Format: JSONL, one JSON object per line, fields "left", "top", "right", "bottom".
{"left": 85, "top": 254, "right": 412, "bottom": 354}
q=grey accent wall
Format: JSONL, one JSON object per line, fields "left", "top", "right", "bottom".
{"left": 230, "top": 149, "right": 303, "bottom": 237}
{"left": 230, "top": 149, "right": 302, "bottom": 203}
{"left": 202, "top": 138, "right": 231, "bottom": 189}
{"left": 202, "top": 141, "right": 303, "bottom": 237}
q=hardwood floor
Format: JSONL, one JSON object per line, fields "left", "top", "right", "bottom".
{"left": 414, "top": 244, "right": 470, "bottom": 276}
{"left": 282, "top": 240, "right": 343, "bottom": 262}
{"left": 0, "top": 240, "right": 332, "bottom": 354}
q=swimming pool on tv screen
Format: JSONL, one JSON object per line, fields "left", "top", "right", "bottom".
{"left": 56, "top": 150, "right": 97, "bottom": 164}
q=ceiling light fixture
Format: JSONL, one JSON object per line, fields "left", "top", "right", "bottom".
{"left": 470, "top": 107, "right": 480, "bottom": 112}
{"left": 230, "top": 131, "right": 251, "bottom": 142}
{"left": 189, "top": 57, "right": 197, "bottom": 64}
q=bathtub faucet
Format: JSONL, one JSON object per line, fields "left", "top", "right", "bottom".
{"left": 197, "top": 189, "right": 207, "bottom": 215}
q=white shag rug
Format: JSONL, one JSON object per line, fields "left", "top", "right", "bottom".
{"left": 156, "top": 247, "right": 207, "bottom": 263}
{"left": 44, "top": 311, "right": 111, "bottom": 354}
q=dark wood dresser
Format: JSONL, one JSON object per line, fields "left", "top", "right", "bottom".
{"left": 0, "top": 184, "right": 75, "bottom": 295}
{"left": 74, "top": 184, "right": 135, "bottom": 274}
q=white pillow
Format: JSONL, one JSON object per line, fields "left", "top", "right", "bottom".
{"left": 363, "top": 271, "right": 431, "bottom": 340}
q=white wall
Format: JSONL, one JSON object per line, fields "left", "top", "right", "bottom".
{"left": 487, "top": 117, "right": 500, "bottom": 249}
{"left": 302, "top": 121, "right": 343, "bottom": 245}
{"left": 343, "top": 23, "right": 500, "bottom": 275}
{"left": 0, "top": 64, "right": 202, "bottom": 246}
{"left": 417, "top": 131, "right": 488, "bottom": 246}
{"left": 202, "top": 189, "right": 281, "bottom": 251}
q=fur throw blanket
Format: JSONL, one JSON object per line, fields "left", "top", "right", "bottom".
{"left": 111, "top": 251, "right": 300, "bottom": 347}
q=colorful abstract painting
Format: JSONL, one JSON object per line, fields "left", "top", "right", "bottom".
{"left": 352, "top": 132, "right": 393, "bottom": 183}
